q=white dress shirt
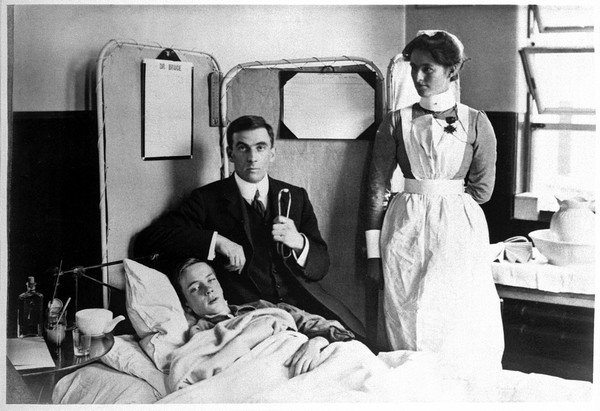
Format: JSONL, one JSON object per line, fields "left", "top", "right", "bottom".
{"left": 208, "top": 173, "right": 309, "bottom": 266}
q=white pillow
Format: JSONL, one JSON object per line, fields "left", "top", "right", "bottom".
{"left": 123, "top": 259, "right": 188, "bottom": 372}
{"left": 101, "top": 334, "right": 167, "bottom": 397}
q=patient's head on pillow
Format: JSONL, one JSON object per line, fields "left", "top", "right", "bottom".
{"left": 176, "top": 258, "right": 230, "bottom": 318}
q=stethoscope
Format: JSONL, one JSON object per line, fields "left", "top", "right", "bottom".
{"left": 277, "top": 188, "right": 292, "bottom": 258}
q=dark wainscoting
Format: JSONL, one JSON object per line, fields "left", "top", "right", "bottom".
{"left": 7, "top": 111, "right": 102, "bottom": 337}
{"left": 500, "top": 298, "right": 594, "bottom": 381}
{"left": 482, "top": 111, "right": 548, "bottom": 243}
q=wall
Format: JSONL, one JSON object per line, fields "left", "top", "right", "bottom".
{"left": 8, "top": 4, "right": 406, "bottom": 336}
{"left": 13, "top": 4, "right": 405, "bottom": 112}
{"left": 8, "top": 111, "right": 103, "bottom": 335}
{"left": 8, "top": 4, "right": 529, "bottom": 340}
{"left": 405, "top": 4, "right": 525, "bottom": 112}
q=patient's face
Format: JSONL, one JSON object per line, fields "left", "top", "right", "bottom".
{"left": 179, "top": 262, "right": 229, "bottom": 317}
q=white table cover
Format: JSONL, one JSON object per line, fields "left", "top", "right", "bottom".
{"left": 492, "top": 248, "right": 595, "bottom": 295}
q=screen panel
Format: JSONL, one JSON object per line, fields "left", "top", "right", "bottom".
{"left": 98, "top": 41, "right": 222, "bottom": 297}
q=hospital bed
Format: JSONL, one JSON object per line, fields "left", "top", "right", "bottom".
{"left": 49, "top": 40, "right": 595, "bottom": 404}
{"left": 52, "top": 259, "right": 594, "bottom": 404}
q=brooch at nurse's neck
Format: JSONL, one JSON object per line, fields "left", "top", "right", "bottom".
{"left": 444, "top": 116, "right": 457, "bottom": 134}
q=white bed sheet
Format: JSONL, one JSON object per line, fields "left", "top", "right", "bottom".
{"left": 52, "top": 363, "right": 162, "bottom": 404}
{"left": 53, "top": 334, "right": 595, "bottom": 405}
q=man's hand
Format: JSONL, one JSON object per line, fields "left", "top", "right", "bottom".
{"left": 284, "top": 336, "right": 328, "bottom": 377}
{"left": 272, "top": 216, "right": 304, "bottom": 251}
{"left": 215, "top": 234, "right": 246, "bottom": 273}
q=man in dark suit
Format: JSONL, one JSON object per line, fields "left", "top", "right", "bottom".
{"left": 134, "top": 115, "right": 363, "bottom": 337}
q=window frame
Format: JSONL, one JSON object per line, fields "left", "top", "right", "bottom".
{"left": 514, "top": 5, "right": 596, "bottom": 221}
{"left": 519, "top": 46, "right": 595, "bottom": 115}
{"left": 531, "top": 4, "right": 594, "bottom": 33}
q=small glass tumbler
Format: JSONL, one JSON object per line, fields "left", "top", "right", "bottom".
{"left": 45, "top": 309, "right": 66, "bottom": 346}
{"left": 72, "top": 327, "right": 91, "bottom": 357}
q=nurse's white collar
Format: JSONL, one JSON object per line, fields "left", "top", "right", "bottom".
{"left": 419, "top": 88, "right": 456, "bottom": 112}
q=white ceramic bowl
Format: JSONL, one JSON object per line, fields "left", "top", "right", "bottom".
{"left": 529, "top": 229, "right": 595, "bottom": 266}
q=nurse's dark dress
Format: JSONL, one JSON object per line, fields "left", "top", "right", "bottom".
{"left": 366, "top": 102, "right": 504, "bottom": 375}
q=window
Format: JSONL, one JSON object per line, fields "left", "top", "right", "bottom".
{"left": 515, "top": 5, "right": 596, "bottom": 220}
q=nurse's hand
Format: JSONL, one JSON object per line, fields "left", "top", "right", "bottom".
{"left": 367, "top": 258, "right": 383, "bottom": 289}
{"left": 215, "top": 234, "right": 246, "bottom": 273}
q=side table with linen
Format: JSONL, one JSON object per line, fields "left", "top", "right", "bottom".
{"left": 492, "top": 252, "right": 594, "bottom": 382}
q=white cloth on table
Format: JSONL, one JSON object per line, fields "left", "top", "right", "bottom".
{"left": 492, "top": 249, "right": 595, "bottom": 295}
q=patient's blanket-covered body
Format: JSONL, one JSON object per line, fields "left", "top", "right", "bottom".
{"left": 164, "top": 307, "right": 594, "bottom": 403}
{"left": 168, "top": 307, "right": 301, "bottom": 391}
{"left": 54, "top": 307, "right": 595, "bottom": 404}
{"left": 166, "top": 306, "right": 382, "bottom": 400}
{"left": 165, "top": 305, "right": 385, "bottom": 402}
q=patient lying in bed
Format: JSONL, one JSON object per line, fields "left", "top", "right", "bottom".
{"left": 178, "top": 258, "right": 354, "bottom": 379}
{"left": 53, "top": 257, "right": 594, "bottom": 404}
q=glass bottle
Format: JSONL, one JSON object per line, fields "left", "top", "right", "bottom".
{"left": 17, "top": 276, "right": 44, "bottom": 338}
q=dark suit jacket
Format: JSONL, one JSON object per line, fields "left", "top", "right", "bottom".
{"left": 133, "top": 175, "right": 365, "bottom": 337}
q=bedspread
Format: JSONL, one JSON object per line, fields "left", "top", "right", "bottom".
{"left": 167, "top": 307, "right": 298, "bottom": 392}
{"left": 54, "top": 330, "right": 595, "bottom": 404}
{"left": 162, "top": 334, "right": 595, "bottom": 404}
{"left": 163, "top": 331, "right": 386, "bottom": 403}
{"left": 54, "top": 308, "right": 595, "bottom": 404}
{"left": 164, "top": 306, "right": 389, "bottom": 402}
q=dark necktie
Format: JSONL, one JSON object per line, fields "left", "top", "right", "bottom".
{"left": 252, "top": 189, "right": 265, "bottom": 218}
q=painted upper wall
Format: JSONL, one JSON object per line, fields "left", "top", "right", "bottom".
{"left": 9, "top": 4, "right": 525, "bottom": 333}
{"left": 13, "top": 4, "right": 524, "bottom": 113}
{"left": 12, "top": 4, "right": 405, "bottom": 112}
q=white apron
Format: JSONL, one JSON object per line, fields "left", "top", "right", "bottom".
{"left": 380, "top": 105, "right": 504, "bottom": 375}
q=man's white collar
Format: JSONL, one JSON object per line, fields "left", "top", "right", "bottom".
{"left": 234, "top": 173, "right": 269, "bottom": 203}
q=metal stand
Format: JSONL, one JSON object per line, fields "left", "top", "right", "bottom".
{"left": 50, "top": 254, "right": 159, "bottom": 315}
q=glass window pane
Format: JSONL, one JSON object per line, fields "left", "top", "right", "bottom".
{"left": 530, "top": 128, "right": 596, "bottom": 200}
{"left": 521, "top": 48, "right": 595, "bottom": 113}
{"left": 534, "top": 5, "right": 594, "bottom": 32}
{"left": 531, "top": 112, "right": 596, "bottom": 125}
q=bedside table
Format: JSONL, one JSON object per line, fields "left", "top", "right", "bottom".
{"left": 11, "top": 332, "right": 114, "bottom": 404}
{"left": 492, "top": 260, "right": 595, "bottom": 381}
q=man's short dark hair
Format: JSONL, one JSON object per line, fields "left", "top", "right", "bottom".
{"left": 226, "top": 115, "right": 275, "bottom": 148}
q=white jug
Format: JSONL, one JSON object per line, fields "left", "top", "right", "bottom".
{"left": 550, "top": 196, "right": 595, "bottom": 244}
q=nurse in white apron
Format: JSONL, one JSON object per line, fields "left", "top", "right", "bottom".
{"left": 365, "top": 30, "right": 504, "bottom": 375}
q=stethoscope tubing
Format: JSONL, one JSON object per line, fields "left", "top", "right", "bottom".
{"left": 277, "top": 188, "right": 292, "bottom": 258}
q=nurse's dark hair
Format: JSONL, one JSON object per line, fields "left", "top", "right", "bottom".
{"left": 402, "top": 31, "right": 466, "bottom": 81}
{"left": 226, "top": 115, "right": 275, "bottom": 148}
